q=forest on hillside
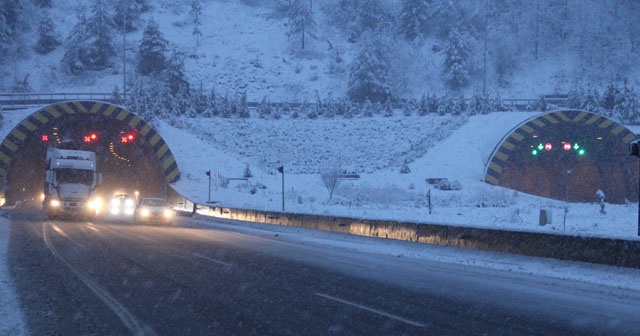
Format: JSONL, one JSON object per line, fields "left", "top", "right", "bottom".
{"left": 1, "top": 0, "right": 639, "bottom": 122}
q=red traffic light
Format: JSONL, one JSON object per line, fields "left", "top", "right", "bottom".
{"left": 121, "top": 132, "right": 136, "bottom": 143}
{"left": 41, "top": 134, "right": 49, "bottom": 142}
{"left": 83, "top": 132, "right": 98, "bottom": 143}
{"left": 563, "top": 142, "right": 572, "bottom": 151}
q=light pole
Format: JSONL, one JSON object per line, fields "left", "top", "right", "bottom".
{"left": 122, "top": 1, "right": 127, "bottom": 100}
{"left": 205, "top": 170, "right": 211, "bottom": 203}
{"left": 631, "top": 139, "right": 640, "bottom": 236}
{"left": 277, "top": 166, "right": 284, "bottom": 211}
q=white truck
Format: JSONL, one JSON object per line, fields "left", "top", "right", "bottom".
{"left": 43, "top": 147, "right": 103, "bottom": 219}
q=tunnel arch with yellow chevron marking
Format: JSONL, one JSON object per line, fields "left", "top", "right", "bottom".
{"left": 0, "top": 101, "right": 180, "bottom": 203}
{"left": 484, "top": 109, "right": 638, "bottom": 204}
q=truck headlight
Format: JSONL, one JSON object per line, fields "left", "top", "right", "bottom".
{"left": 50, "top": 199, "right": 60, "bottom": 208}
{"left": 88, "top": 197, "right": 103, "bottom": 210}
{"left": 163, "top": 209, "right": 174, "bottom": 218}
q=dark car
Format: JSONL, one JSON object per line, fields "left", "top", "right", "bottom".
{"left": 133, "top": 197, "right": 174, "bottom": 226}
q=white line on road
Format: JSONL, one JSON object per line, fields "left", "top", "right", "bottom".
{"left": 315, "top": 292, "right": 426, "bottom": 328}
{"left": 193, "top": 253, "right": 231, "bottom": 266}
{"left": 43, "top": 223, "right": 156, "bottom": 335}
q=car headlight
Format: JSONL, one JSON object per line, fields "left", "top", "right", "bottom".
{"left": 140, "top": 208, "right": 150, "bottom": 217}
{"left": 110, "top": 199, "right": 120, "bottom": 206}
{"left": 50, "top": 199, "right": 60, "bottom": 207}
{"left": 125, "top": 199, "right": 134, "bottom": 208}
{"left": 164, "top": 209, "right": 174, "bottom": 218}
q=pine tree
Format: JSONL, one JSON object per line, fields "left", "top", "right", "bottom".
{"left": 114, "top": 0, "right": 142, "bottom": 33}
{"left": 62, "top": 0, "right": 116, "bottom": 74}
{"left": 347, "top": 33, "right": 392, "bottom": 103}
{"left": 613, "top": 85, "right": 640, "bottom": 124}
{"left": 61, "top": 12, "right": 90, "bottom": 75}
{"left": 441, "top": 27, "right": 471, "bottom": 92}
{"left": 189, "top": 0, "right": 202, "bottom": 24}
{"left": 35, "top": 0, "right": 52, "bottom": 8}
{"left": 398, "top": 0, "right": 429, "bottom": 41}
{"left": 0, "top": 14, "right": 9, "bottom": 63}
{"left": 286, "top": 0, "right": 316, "bottom": 50}
{"left": 601, "top": 83, "right": 619, "bottom": 115}
{"left": 35, "top": 14, "right": 61, "bottom": 55}
{"left": 161, "top": 49, "right": 190, "bottom": 96}
{"left": 86, "top": 0, "right": 116, "bottom": 69}
{"left": 137, "top": 19, "right": 168, "bottom": 76}
{"left": 0, "top": 0, "right": 25, "bottom": 63}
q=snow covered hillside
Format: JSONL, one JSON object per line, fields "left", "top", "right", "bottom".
{"left": 164, "top": 111, "right": 640, "bottom": 241}
{"left": 3, "top": 0, "right": 640, "bottom": 101}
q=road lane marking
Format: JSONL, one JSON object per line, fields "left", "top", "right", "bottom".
{"left": 86, "top": 224, "right": 99, "bottom": 232}
{"left": 42, "top": 223, "right": 156, "bottom": 335}
{"left": 193, "top": 253, "right": 231, "bottom": 266}
{"left": 315, "top": 292, "right": 426, "bottom": 328}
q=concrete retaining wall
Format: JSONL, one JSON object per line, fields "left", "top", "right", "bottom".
{"left": 194, "top": 205, "right": 640, "bottom": 269}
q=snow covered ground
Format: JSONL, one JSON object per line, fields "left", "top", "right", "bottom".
{"left": 166, "top": 110, "right": 640, "bottom": 241}
{"left": 0, "top": 217, "right": 28, "bottom": 336}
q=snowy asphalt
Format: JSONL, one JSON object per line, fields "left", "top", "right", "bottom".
{"left": 5, "top": 203, "right": 640, "bottom": 335}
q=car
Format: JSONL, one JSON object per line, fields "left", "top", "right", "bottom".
{"left": 133, "top": 197, "right": 174, "bottom": 226}
{"left": 109, "top": 193, "right": 135, "bottom": 216}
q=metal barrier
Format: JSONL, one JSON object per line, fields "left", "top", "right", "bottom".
{"left": 0, "top": 93, "right": 566, "bottom": 112}
{"left": 0, "top": 93, "right": 125, "bottom": 110}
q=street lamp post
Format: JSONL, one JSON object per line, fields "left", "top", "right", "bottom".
{"left": 205, "top": 170, "right": 211, "bottom": 203}
{"left": 630, "top": 140, "right": 640, "bottom": 236}
{"left": 277, "top": 166, "right": 284, "bottom": 211}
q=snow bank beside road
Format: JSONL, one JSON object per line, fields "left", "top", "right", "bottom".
{"left": 0, "top": 216, "right": 28, "bottom": 336}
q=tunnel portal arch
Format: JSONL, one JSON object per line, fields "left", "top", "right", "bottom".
{"left": 484, "top": 110, "right": 638, "bottom": 204}
{"left": 0, "top": 101, "right": 180, "bottom": 204}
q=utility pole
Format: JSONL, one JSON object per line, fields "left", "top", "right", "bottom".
{"left": 123, "top": 2, "right": 127, "bottom": 100}
{"left": 277, "top": 166, "right": 284, "bottom": 211}
{"left": 631, "top": 139, "right": 640, "bottom": 236}
{"left": 205, "top": 170, "right": 211, "bottom": 203}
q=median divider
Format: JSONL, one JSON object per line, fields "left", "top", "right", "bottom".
{"left": 189, "top": 203, "right": 640, "bottom": 269}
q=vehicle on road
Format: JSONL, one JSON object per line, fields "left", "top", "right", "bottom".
{"left": 109, "top": 193, "right": 135, "bottom": 216}
{"left": 43, "top": 147, "right": 103, "bottom": 219}
{"left": 133, "top": 197, "right": 174, "bottom": 226}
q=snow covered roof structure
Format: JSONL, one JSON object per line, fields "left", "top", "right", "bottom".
{"left": 485, "top": 110, "right": 638, "bottom": 203}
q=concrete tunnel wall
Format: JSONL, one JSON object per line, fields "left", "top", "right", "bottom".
{"left": 484, "top": 110, "right": 638, "bottom": 204}
{"left": 0, "top": 100, "right": 180, "bottom": 203}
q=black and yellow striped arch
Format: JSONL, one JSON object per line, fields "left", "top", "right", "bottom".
{"left": 484, "top": 109, "right": 636, "bottom": 186}
{"left": 0, "top": 101, "right": 180, "bottom": 191}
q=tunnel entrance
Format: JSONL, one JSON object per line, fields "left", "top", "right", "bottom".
{"left": 0, "top": 101, "right": 179, "bottom": 206}
{"left": 485, "top": 110, "right": 638, "bottom": 204}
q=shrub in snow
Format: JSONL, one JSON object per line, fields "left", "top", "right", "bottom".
{"left": 243, "top": 164, "right": 253, "bottom": 178}
{"left": 471, "top": 187, "right": 516, "bottom": 208}
{"left": 435, "top": 179, "right": 462, "bottom": 191}
{"left": 400, "top": 160, "right": 411, "bottom": 174}
{"left": 320, "top": 164, "right": 341, "bottom": 200}
{"left": 138, "top": 19, "right": 168, "bottom": 76}
{"left": 35, "top": 15, "right": 61, "bottom": 55}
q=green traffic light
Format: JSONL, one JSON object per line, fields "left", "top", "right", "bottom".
{"left": 578, "top": 148, "right": 586, "bottom": 156}
{"left": 532, "top": 149, "right": 538, "bottom": 156}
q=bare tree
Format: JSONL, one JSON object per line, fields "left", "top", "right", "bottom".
{"left": 320, "top": 162, "right": 341, "bottom": 200}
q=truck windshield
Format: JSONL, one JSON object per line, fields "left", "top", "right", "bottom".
{"left": 56, "top": 168, "right": 93, "bottom": 185}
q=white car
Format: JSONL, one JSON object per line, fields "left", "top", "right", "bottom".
{"left": 133, "top": 197, "right": 174, "bottom": 226}
{"left": 110, "top": 194, "right": 135, "bottom": 216}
